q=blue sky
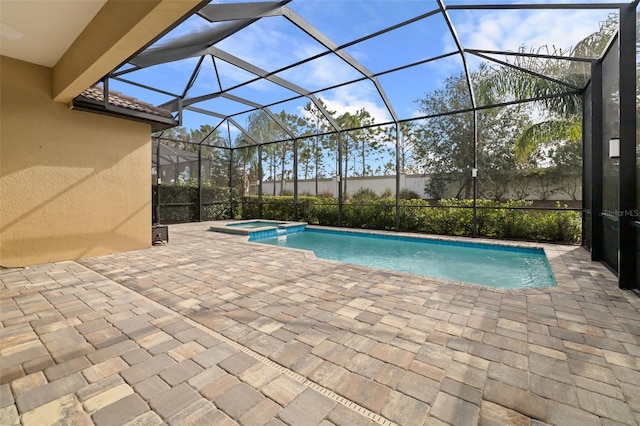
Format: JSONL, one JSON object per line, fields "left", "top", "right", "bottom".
{"left": 110, "top": 0, "right": 619, "bottom": 138}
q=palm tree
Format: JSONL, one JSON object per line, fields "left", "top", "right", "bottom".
{"left": 479, "top": 13, "right": 618, "bottom": 162}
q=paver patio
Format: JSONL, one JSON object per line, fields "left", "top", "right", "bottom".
{"left": 1, "top": 222, "right": 639, "bottom": 425}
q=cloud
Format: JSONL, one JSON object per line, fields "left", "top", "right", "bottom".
{"left": 134, "top": 1, "right": 615, "bottom": 135}
{"left": 324, "top": 94, "right": 392, "bottom": 126}
{"left": 216, "top": 16, "right": 326, "bottom": 71}
{"left": 133, "top": 5, "right": 400, "bottom": 129}
{"left": 447, "top": 8, "right": 613, "bottom": 56}
{"left": 294, "top": 80, "right": 392, "bottom": 129}
{"left": 210, "top": 14, "right": 391, "bottom": 126}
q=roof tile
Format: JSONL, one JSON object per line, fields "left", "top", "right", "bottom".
{"left": 78, "top": 86, "right": 174, "bottom": 119}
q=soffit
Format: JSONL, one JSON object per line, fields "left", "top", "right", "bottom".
{"left": 0, "top": 0, "right": 107, "bottom": 68}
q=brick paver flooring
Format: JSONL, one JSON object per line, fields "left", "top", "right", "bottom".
{"left": 1, "top": 222, "right": 639, "bottom": 425}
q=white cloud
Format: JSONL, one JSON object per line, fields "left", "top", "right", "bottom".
{"left": 138, "top": 5, "right": 400, "bottom": 129}
{"left": 210, "top": 15, "right": 392, "bottom": 126}
{"left": 216, "top": 16, "right": 326, "bottom": 71}
{"left": 448, "top": 8, "right": 612, "bottom": 56}
{"left": 141, "top": 1, "right": 615, "bottom": 134}
{"left": 324, "top": 95, "right": 392, "bottom": 126}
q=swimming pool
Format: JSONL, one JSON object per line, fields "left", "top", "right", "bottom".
{"left": 251, "top": 228, "right": 556, "bottom": 289}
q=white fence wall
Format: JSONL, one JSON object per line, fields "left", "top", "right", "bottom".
{"left": 251, "top": 173, "right": 581, "bottom": 201}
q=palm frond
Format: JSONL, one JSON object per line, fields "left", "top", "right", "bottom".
{"left": 515, "top": 118, "right": 581, "bottom": 162}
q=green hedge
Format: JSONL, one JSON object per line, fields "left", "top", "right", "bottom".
{"left": 241, "top": 195, "right": 581, "bottom": 244}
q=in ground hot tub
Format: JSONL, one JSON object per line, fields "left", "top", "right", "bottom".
{"left": 209, "top": 220, "right": 306, "bottom": 238}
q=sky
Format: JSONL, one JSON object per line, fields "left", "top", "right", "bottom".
{"left": 110, "top": 0, "right": 621, "bottom": 142}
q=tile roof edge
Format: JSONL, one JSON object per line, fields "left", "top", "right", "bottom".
{"left": 76, "top": 85, "right": 175, "bottom": 119}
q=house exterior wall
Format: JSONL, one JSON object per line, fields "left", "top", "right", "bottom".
{"left": 0, "top": 56, "right": 151, "bottom": 267}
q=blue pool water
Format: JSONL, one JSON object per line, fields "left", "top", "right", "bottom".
{"left": 252, "top": 229, "right": 556, "bottom": 289}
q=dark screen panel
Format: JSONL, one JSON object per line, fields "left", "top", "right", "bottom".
{"left": 583, "top": 83, "right": 593, "bottom": 250}
{"left": 601, "top": 38, "right": 620, "bottom": 272}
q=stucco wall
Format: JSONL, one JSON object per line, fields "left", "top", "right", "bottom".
{"left": 255, "top": 174, "right": 581, "bottom": 201}
{"left": 0, "top": 56, "right": 151, "bottom": 267}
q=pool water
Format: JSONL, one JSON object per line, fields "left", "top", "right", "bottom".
{"left": 252, "top": 229, "right": 556, "bottom": 289}
{"left": 226, "top": 221, "right": 285, "bottom": 229}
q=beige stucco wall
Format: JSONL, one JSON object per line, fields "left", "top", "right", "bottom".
{"left": 0, "top": 56, "right": 151, "bottom": 267}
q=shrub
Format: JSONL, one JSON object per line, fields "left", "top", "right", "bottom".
{"left": 380, "top": 188, "right": 394, "bottom": 198}
{"left": 156, "top": 184, "right": 238, "bottom": 222}
{"left": 399, "top": 188, "right": 422, "bottom": 200}
{"left": 238, "top": 195, "right": 581, "bottom": 244}
{"left": 157, "top": 184, "right": 199, "bottom": 223}
{"left": 261, "top": 197, "right": 295, "bottom": 220}
{"left": 312, "top": 198, "right": 340, "bottom": 226}
{"left": 494, "top": 200, "right": 535, "bottom": 240}
{"left": 342, "top": 198, "right": 395, "bottom": 230}
{"left": 398, "top": 199, "right": 430, "bottom": 231}
{"left": 201, "top": 203, "right": 233, "bottom": 220}
{"left": 351, "top": 187, "right": 378, "bottom": 201}
{"left": 530, "top": 204, "right": 581, "bottom": 244}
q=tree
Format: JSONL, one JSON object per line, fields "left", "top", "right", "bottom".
{"left": 331, "top": 108, "right": 382, "bottom": 194}
{"left": 382, "top": 122, "right": 419, "bottom": 175}
{"left": 243, "top": 109, "right": 309, "bottom": 195}
{"left": 482, "top": 14, "right": 618, "bottom": 193}
{"left": 551, "top": 139, "right": 582, "bottom": 200}
{"left": 234, "top": 134, "right": 258, "bottom": 196}
{"left": 274, "top": 110, "right": 306, "bottom": 194}
{"left": 479, "top": 13, "right": 618, "bottom": 157}
{"left": 414, "top": 65, "right": 533, "bottom": 200}
{"left": 477, "top": 107, "right": 532, "bottom": 200}
{"left": 414, "top": 71, "right": 473, "bottom": 199}
{"left": 298, "top": 139, "right": 314, "bottom": 180}
{"left": 245, "top": 110, "right": 285, "bottom": 195}
{"left": 154, "top": 125, "right": 228, "bottom": 185}
{"left": 303, "top": 100, "right": 336, "bottom": 195}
